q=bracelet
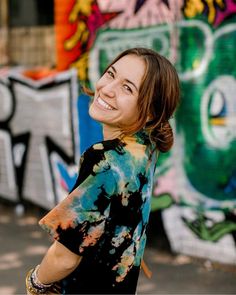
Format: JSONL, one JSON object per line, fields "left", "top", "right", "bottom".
{"left": 25, "top": 265, "right": 52, "bottom": 294}
{"left": 31, "top": 265, "right": 53, "bottom": 289}
{"left": 26, "top": 268, "right": 42, "bottom": 295}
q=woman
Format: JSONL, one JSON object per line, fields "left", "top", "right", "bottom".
{"left": 26, "top": 47, "right": 180, "bottom": 294}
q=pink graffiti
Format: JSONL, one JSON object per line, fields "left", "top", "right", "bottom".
{"left": 86, "top": 2, "right": 118, "bottom": 49}
{"left": 153, "top": 168, "right": 179, "bottom": 201}
{"left": 98, "top": 0, "right": 128, "bottom": 12}
{"left": 214, "top": 0, "right": 236, "bottom": 26}
{"left": 98, "top": 0, "right": 183, "bottom": 29}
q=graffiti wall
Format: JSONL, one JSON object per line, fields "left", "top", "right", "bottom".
{"left": 0, "top": 0, "right": 236, "bottom": 264}
{"left": 0, "top": 68, "right": 102, "bottom": 208}
{"left": 56, "top": 0, "right": 236, "bottom": 264}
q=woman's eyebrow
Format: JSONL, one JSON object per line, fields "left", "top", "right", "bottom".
{"left": 111, "top": 65, "right": 116, "bottom": 73}
{"left": 111, "top": 65, "right": 138, "bottom": 91}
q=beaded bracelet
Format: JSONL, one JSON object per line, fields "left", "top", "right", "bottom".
{"left": 26, "top": 265, "right": 52, "bottom": 294}
{"left": 26, "top": 268, "right": 43, "bottom": 295}
{"left": 31, "top": 265, "right": 53, "bottom": 289}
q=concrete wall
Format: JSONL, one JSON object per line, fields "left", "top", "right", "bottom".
{"left": 0, "top": 0, "right": 236, "bottom": 265}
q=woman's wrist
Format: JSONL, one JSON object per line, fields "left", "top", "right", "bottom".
{"left": 32, "top": 265, "right": 53, "bottom": 288}
{"left": 26, "top": 265, "right": 53, "bottom": 294}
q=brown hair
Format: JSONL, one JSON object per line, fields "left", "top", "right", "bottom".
{"left": 86, "top": 47, "right": 180, "bottom": 152}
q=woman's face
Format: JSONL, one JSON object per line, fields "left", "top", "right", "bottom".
{"left": 89, "top": 54, "right": 146, "bottom": 133}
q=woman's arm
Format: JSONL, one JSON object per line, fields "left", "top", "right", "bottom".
{"left": 37, "top": 240, "right": 82, "bottom": 284}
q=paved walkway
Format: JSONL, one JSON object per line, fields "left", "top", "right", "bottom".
{"left": 1, "top": 203, "right": 236, "bottom": 294}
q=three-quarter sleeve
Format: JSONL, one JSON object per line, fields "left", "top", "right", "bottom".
{"left": 39, "top": 147, "right": 117, "bottom": 256}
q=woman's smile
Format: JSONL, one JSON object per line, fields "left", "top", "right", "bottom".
{"left": 95, "top": 96, "right": 116, "bottom": 110}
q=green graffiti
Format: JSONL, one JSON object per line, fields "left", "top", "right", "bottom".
{"left": 91, "top": 21, "right": 236, "bottom": 208}
{"left": 182, "top": 212, "right": 236, "bottom": 242}
{"left": 177, "top": 22, "right": 236, "bottom": 203}
{"left": 151, "top": 193, "right": 175, "bottom": 211}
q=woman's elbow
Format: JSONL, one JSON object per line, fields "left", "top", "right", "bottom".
{"left": 51, "top": 241, "right": 82, "bottom": 271}
{"left": 57, "top": 256, "right": 82, "bottom": 271}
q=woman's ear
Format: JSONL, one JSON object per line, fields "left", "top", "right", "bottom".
{"left": 145, "top": 115, "right": 154, "bottom": 127}
{"left": 146, "top": 115, "right": 151, "bottom": 122}
{"left": 146, "top": 114, "right": 154, "bottom": 124}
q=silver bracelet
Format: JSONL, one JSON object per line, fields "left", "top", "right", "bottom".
{"left": 31, "top": 265, "right": 53, "bottom": 291}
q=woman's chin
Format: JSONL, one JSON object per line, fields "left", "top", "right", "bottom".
{"left": 89, "top": 112, "right": 105, "bottom": 125}
{"left": 88, "top": 105, "right": 97, "bottom": 120}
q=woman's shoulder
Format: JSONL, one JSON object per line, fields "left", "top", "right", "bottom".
{"left": 71, "top": 139, "right": 123, "bottom": 191}
{"left": 83, "top": 138, "right": 126, "bottom": 159}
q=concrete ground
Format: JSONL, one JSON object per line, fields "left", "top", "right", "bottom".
{"left": 0, "top": 203, "right": 236, "bottom": 295}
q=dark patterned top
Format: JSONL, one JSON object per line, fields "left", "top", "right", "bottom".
{"left": 39, "top": 131, "right": 157, "bottom": 294}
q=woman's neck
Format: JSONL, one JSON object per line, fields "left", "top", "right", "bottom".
{"left": 103, "top": 125, "right": 123, "bottom": 140}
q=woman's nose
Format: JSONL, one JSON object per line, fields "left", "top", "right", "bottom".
{"left": 101, "top": 81, "right": 116, "bottom": 98}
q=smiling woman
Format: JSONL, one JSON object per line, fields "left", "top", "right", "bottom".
{"left": 25, "top": 47, "right": 180, "bottom": 295}
{"left": 89, "top": 54, "right": 146, "bottom": 140}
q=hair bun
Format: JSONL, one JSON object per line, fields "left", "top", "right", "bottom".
{"left": 150, "top": 121, "right": 173, "bottom": 152}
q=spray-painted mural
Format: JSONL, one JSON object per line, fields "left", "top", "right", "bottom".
{"left": 0, "top": 0, "right": 236, "bottom": 264}
{"left": 0, "top": 68, "right": 102, "bottom": 208}
{"left": 82, "top": 0, "right": 236, "bottom": 264}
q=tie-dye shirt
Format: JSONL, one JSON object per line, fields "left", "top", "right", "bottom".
{"left": 39, "top": 131, "right": 157, "bottom": 294}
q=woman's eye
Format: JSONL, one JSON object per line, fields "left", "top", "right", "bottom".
{"left": 107, "top": 70, "right": 114, "bottom": 78}
{"left": 124, "top": 84, "right": 132, "bottom": 93}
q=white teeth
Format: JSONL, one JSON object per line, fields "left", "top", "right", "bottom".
{"left": 97, "top": 97, "right": 115, "bottom": 110}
